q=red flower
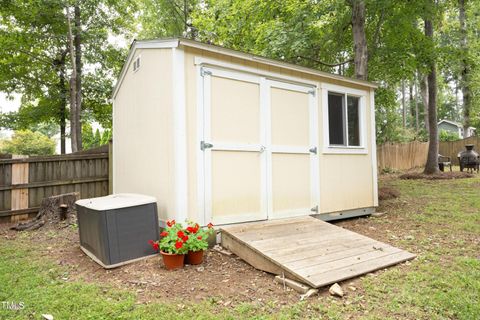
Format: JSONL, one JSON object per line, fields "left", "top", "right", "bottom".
{"left": 175, "top": 240, "right": 183, "bottom": 249}
{"left": 186, "top": 226, "right": 197, "bottom": 234}
{"left": 160, "top": 231, "right": 168, "bottom": 237}
{"left": 177, "top": 230, "right": 185, "bottom": 238}
{"left": 207, "top": 222, "right": 214, "bottom": 229}
{"left": 148, "top": 240, "right": 159, "bottom": 251}
{"left": 197, "top": 236, "right": 202, "bottom": 240}
{"left": 167, "top": 219, "right": 176, "bottom": 227}
{"left": 182, "top": 235, "right": 189, "bottom": 242}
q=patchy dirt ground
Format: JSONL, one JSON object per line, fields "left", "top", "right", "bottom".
{"left": 0, "top": 223, "right": 307, "bottom": 306}
{"left": 3, "top": 171, "right": 476, "bottom": 311}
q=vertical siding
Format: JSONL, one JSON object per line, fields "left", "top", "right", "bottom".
{"left": 113, "top": 48, "right": 175, "bottom": 221}
{"left": 183, "top": 46, "right": 375, "bottom": 221}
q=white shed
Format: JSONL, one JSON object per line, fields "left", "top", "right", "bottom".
{"left": 112, "top": 38, "right": 378, "bottom": 226}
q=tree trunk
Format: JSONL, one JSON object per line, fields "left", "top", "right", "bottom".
{"left": 59, "top": 53, "right": 67, "bottom": 154}
{"left": 459, "top": 0, "right": 471, "bottom": 136}
{"left": 402, "top": 80, "right": 406, "bottom": 128}
{"left": 414, "top": 76, "right": 420, "bottom": 133}
{"left": 66, "top": 7, "right": 78, "bottom": 152}
{"left": 74, "top": 5, "right": 83, "bottom": 150}
{"left": 419, "top": 74, "right": 429, "bottom": 134}
{"left": 423, "top": 18, "right": 439, "bottom": 174}
{"left": 351, "top": 0, "right": 368, "bottom": 80}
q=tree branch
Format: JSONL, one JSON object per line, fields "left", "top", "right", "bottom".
{"left": 298, "top": 55, "right": 353, "bottom": 67}
{"left": 369, "top": 7, "right": 386, "bottom": 58}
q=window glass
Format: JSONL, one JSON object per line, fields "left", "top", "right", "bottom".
{"left": 328, "top": 93, "right": 344, "bottom": 145}
{"left": 347, "top": 96, "right": 360, "bottom": 146}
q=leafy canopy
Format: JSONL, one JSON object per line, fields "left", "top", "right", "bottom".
{"left": 0, "top": 130, "right": 56, "bottom": 156}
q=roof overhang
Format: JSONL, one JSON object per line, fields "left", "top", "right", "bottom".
{"left": 113, "top": 37, "right": 378, "bottom": 99}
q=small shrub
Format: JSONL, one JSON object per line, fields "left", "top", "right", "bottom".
{"left": 439, "top": 130, "right": 460, "bottom": 142}
{"left": 0, "top": 130, "right": 55, "bottom": 156}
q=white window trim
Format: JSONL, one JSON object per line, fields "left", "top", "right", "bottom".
{"left": 321, "top": 83, "right": 368, "bottom": 154}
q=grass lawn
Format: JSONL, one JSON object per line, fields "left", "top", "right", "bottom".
{"left": 0, "top": 173, "right": 479, "bottom": 319}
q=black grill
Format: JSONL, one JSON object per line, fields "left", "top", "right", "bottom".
{"left": 457, "top": 144, "right": 480, "bottom": 173}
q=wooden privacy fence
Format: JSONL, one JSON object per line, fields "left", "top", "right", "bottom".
{"left": 439, "top": 136, "right": 480, "bottom": 165}
{"left": 377, "top": 136, "right": 480, "bottom": 170}
{"left": 377, "top": 141, "right": 428, "bottom": 171}
{"left": 0, "top": 152, "right": 109, "bottom": 223}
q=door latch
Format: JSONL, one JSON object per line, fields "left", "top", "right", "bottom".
{"left": 310, "top": 205, "right": 319, "bottom": 213}
{"left": 309, "top": 146, "right": 317, "bottom": 154}
{"left": 200, "top": 141, "right": 213, "bottom": 151}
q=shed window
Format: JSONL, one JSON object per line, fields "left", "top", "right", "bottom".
{"left": 327, "top": 92, "right": 361, "bottom": 147}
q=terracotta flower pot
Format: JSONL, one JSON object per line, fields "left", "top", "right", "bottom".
{"left": 185, "top": 250, "right": 204, "bottom": 265}
{"left": 160, "top": 251, "right": 185, "bottom": 270}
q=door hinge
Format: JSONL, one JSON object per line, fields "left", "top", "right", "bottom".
{"left": 200, "top": 68, "right": 212, "bottom": 77}
{"left": 200, "top": 141, "right": 213, "bottom": 151}
{"left": 308, "top": 89, "right": 316, "bottom": 96}
{"left": 310, "top": 205, "right": 319, "bottom": 213}
{"left": 309, "top": 146, "right": 317, "bottom": 154}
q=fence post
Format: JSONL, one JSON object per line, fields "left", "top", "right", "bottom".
{"left": 11, "top": 155, "right": 29, "bottom": 222}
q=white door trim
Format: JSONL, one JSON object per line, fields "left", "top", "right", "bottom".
{"left": 201, "top": 68, "right": 267, "bottom": 225}
{"left": 198, "top": 67, "right": 320, "bottom": 224}
{"left": 265, "top": 79, "right": 319, "bottom": 219}
{"left": 172, "top": 47, "right": 188, "bottom": 223}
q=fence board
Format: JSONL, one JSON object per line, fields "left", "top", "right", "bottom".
{"left": 439, "top": 136, "right": 480, "bottom": 165}
{"left": 0, "top": 151, "right": 109, "bottom": 222}
{"left": 377, "top": 137, "right": 480, "bottom": 171}
{"left": 377, "top": 141, "right": 429, "bottom": 171}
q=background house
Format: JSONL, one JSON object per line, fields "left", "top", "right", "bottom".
{"left": 438, "top": 119, "right": 476, "bottom": 139}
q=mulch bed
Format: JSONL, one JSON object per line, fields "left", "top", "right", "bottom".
{"left": 378, "top": 186, "right": 400, "bottom": 201}
{"left": 399, "top": 171, "right": 474, "bottom": 180}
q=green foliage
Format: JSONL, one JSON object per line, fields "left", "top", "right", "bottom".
{"left": 157, "top": 220, "right": 189, "bottom": 254}
{"left": 82, "top": 123, "right": 111, "bottom": 150}
{"left": 0, "top": 130, "right": 55, "bottom": 156}
{"left": 0, "top": 0, "right": 137, "bottom": 137}
{"left": 183, "top": 221, "right": 215, "bottom": 252}
{"left": 439, "top": 129, "right": 460, "bottom": 141}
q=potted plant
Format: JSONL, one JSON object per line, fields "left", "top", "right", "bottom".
{"left": 148, "top": 220, "right": 188, "bottom": 270}
{"left": 183, "top": 222, "right": 215, "bottom": 265}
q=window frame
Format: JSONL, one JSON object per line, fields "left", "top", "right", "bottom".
{"left": 321, "top": 83, "right": 368, "bottom": 154}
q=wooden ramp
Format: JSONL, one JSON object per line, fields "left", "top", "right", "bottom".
{"left": 220, "top": 216, "right": 415, "bottom": 288}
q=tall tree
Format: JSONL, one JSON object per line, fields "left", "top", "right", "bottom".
{"left": 349, "top": 0, "right": 368, "bottom": 80}
{"left": 423, "top": 5, "right": 439, "bottom": 174}
{"left": 0, "top": 0, "right": 136, "bottom": 153}
{"left": 458, "top": 0, "right": 471, "bottom": 134}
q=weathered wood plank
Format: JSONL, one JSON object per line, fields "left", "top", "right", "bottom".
{"left": 221, "top": 216, "right": 416, "bottom": 288}
{"left": 269, "top": 237, "right": 379, "bottom": 263}
{"left": 292, "top": 246, "right": 402, "bottom": 274}
{"left": 306, "top": 251, "right": 416, "bottom": 287}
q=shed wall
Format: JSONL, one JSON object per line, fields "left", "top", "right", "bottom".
{"left": 113, "top": 48, "right": 175, "bottom": 221}
{"left": 182, "top": 46, "right": 375, "bottom": 222}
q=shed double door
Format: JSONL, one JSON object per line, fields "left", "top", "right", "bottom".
{"left": 201, "top": 67, "right": 318, "bottom": 225}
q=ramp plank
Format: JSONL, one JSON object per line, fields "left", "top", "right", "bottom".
{"left": 221, "top": 216, "right": 415, "bottom": 288}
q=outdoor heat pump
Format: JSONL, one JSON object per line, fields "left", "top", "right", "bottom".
{"left": 75, "top": 194, "right": 159, "bottom": 268}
